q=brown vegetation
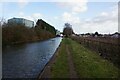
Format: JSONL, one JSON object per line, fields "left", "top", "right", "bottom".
{"left": 2, "top": 20, "right": 56, "bottom": 47}
{"left": 70, "top": 36, "right": 120, "bottom": 68}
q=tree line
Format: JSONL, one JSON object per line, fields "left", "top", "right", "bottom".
{"left": 2, "top": 19, "right": 56, "bottom": 47}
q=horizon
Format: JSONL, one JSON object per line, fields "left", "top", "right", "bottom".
{"left": 6, "top": 17, "right": 119, "bottom": 34}
{"left": 0, "top": 1, "right": 119, "bottom": 34}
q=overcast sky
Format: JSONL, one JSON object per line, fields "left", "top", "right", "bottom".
{"left": 0, "top": 0, "right": 119, "bottom": 34}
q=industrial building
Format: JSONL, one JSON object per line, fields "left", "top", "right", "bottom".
{"left": 8, "top": 18, "right": 34, "bottom": 27}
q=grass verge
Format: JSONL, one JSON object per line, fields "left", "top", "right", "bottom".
{"left": 50, "top": 38, "right": 120, "bottom": 78}
{"left": 51, "top": 38, "right": 69, "bottom": 78}
{"left": 69, "top": 38, "right": 120, "bottom": 78}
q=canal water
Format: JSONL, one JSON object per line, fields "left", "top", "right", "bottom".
{"left": 2, "top": 37, "right": 62, "bottom": 78}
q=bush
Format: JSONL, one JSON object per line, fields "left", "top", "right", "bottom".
{"left": 2, "top": 21, "right": 56, "bottom": 46}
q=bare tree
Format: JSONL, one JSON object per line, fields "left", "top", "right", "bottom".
{"left": 63, "top": 23, "right": 73, "bottom": 37}
{"left": 0, "top": 17, "right": 6, "bottom": 27}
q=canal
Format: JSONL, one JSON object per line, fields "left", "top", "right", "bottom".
{"left": 2, "top": 37, "right": 62, "bottom": 78}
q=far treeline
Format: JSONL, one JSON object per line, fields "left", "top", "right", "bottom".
{"left": 2, "top": 19, "right": 56, "bottom": 47}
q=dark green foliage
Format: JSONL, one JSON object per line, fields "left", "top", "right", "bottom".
{"left": 35, "top": 19, "right": 56, "bottom": 35}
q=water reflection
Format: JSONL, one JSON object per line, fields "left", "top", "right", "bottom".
{"left": 3, "top": 37, "right": 62, "bottom": 78}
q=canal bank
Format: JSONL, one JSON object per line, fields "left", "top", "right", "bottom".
{"left": 38, "top": 38, "right": 63, "bottom": 79}
{"left": 39, "top": 38, "right": 120, "bottom": 79}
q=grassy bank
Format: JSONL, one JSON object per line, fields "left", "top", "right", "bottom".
{"left": 51, "top": 39, "right": 69, "bottom": 78}
{"left": 69, "top": 38, "right": 119, "bottom": 78}
{"left": 51, "top": 38, "right": 120, "bottom": 78}
{"left": 70, "top": 36, "right": 120, "bottom": 68}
